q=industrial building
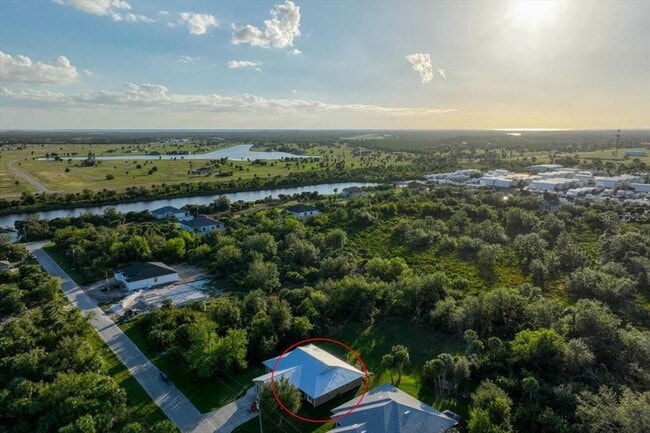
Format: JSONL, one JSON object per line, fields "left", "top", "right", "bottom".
{"left": 595, "top": 175, "right": 643, "bottom": 189}
{"left": 529, "top": 178, "right": 577, "bottom": 191}
{"left": 528, "top": 164, "right": 564, "bottom": 172}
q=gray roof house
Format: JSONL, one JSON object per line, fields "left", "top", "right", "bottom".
{"left": 178, "top": 216, "right": 225, "bottom": 234}
{"left": 253, "top": 344, "right": 366, "bottom": 407}
{"left": 0, "top": 227, "right": 19, "bottom": 243}
{"left": 287, "top": 204, "right": 321, "bottom": 218}
{"left": 151, "top": 206, "right": 191, "bottom": 221}
{"left": 114, "top": 262, "right": 179, "bottom": 291}
{"left": 329, "top": 384, "right": 458, "bottom": 433}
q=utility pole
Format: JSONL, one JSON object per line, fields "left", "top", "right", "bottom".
{"left": 257, "top": 392, "right": 263, "bottom": 433}
{"left": 615, "top": 129, "right": 621, "bottom": 160}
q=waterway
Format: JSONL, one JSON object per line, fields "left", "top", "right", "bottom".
{"left": 37, "top": 144, "right": 317, "bottom": 162}
{"left": 0, "top": 182, "right": 377, "bottom": 227}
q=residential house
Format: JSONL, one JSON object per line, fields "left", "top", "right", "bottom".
{"left": 151, "top": 206, "right": 191, "bottom": 221}
{"left": 287, "top": 204, "right": 321, "bottom": 218}
{"left": 0, "top": 227, "right": 19, "bottom": 243}
{"left": 407, "top": 181, "right": 430, "bottom": 194}
{"left": 340, "top": 186, "right": 364, "bottom": 198}
{"left": 253, "top": 344, "right": 366, "bottom": 407}
{"left": 329, "top": 384, "right": 458, "bottom": 433}
{"left": 114, "top": 262, "right": 179, "bottom": 291}
{"left": 178, "top": 216, "right": 225, "bottom": 234}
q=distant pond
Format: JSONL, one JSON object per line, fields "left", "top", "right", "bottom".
{"left": 37, "top": 144, "right": 317, "bottom": 162}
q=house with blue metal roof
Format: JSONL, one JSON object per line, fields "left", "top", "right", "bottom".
{"left": 253, "top": 344, "right": 366, "bottom": 407}
{"left": 329, "top": 383, "right": 458, "bottom": 433}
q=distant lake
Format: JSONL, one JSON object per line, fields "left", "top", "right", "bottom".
{"left": 0, "top": 182, "right": 377, "bottom": 228}
{"left": 38, "top": 144, "right": 318, "bottom": 162}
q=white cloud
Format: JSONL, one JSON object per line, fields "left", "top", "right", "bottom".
{"left": 1, "top": 83, "right": 457, "bottom": 117}
{"left": 179, "top": 12, "right": 218, "bottom": 35}
{"left": 438, "top": 68, "right": 446, "bottom": 79}
{"left": 158, "top": 10, "right": 169, "bottom": 16}
{"left": 227, "top": 60, "right": 261, "bottom": 70}
{"left": 53, "top": 0, "right": 153, "bottom": 23}
{"left": 291, "top": 89, "right": 298, "bottom": 94}
{"left": 83, "top": 69, "right": 93, "bottom": 77}
{"left": 406, "top": 53, "right": 434, "bottom": 83}
{"left": 287, "top": 48, "right": 302, "bottom": 55}
{"left": 231, "top": 0, "right": 300, "bottom": 48}
{"left": 0, "top": 51, "right": 79, "bottom": 84}
{"left": 179, "top": 55, "right": 201, "bottom": 63}
{"left": 124, "top": 13, "right": 155, "bottom": 23}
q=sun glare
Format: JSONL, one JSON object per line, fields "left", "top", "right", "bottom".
{"left": 511, "top": 0, "right": 561, "bottom": 31}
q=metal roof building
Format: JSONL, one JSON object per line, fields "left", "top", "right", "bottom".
{"left": 329, "top": 384, "right": 458, "bottom": 433}
{"left": 253, "top": 344, "right": 366, "bottom": 406}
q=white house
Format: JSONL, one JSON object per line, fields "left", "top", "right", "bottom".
{"left": 178, "top": 216, "right": 225, "bottom": 234}
{"left": 329, "top": 384, "right": 458, "bottom": 433}
{"left": 287, "top": 204, "right": 321, "bottom": 218}
{"left": 340, "top": 186, "right": 365, "bottom": 198}
{"left": 253, "top": 344, "right": 366, "bottom": 407}
{"left": 151, "top": 206, "right": 192, "bottom": 221}
{"left": 114, "top": 262, "right": 179, "bottom": 291}
{"left": 0, "top": 228, "right": 19, "bottom": 243}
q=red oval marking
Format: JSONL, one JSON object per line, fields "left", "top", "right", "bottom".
{"left": 269, "top": 337, "right": 370, "bottom": 423}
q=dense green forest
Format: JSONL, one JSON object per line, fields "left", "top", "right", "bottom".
{"left": 0, "top": 264, "right": 177, "bottom": 433}
{"left": 40, "top": 187, "right": 650, "bottom": 432}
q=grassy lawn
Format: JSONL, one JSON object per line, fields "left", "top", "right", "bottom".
{"left": 120, "top": 319, "right": 264, "bottom": 413}
{"left": 2, "top": 143, "right": 408, "bottom": 196}
{"left": 43, "top": 244, "right": 94, "bottom": 285}
{"left": 88, "top": 332, "right": 168, "bottom": 429}
{"left": 234, "top": 317, "right": 467, "bottom": 433}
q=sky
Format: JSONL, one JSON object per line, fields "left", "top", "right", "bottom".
{"left": 0, "top": 0, "right": 648, "bottom": 130}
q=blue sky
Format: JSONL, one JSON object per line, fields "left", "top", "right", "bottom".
{"left": 0, "top": 0, "right": 648, "bottom": 129}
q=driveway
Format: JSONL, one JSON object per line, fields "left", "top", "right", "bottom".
{"left": 26, "top": 242, "right": 257, "bottom": 433}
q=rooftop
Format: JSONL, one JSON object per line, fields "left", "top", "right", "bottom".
{"left": 151, "top": 206, "right": 184, "bottom": 215}
{"left": 117, "top": 262, "right": 177, "bottom": 281}
{"left": 255, "top": 344, "right": 365, "bottom": 400}
{"left": 179, "top": 216, "right": 223, "bottom": 228}
{"left": 287, "top": 204, "right": 319, "bottom": 213}
{"left": 330, "top": 384, "right": 457, "bottom": 433}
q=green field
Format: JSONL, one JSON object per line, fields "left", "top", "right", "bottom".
{"left": 0, "top": 142, "right": 412, "bottom": 197}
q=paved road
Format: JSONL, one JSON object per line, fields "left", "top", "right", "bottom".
{"left": 7, "top": 159, "right": 51, "bottom": 193}
{"left": 27, "top": 242, "right": 257, "bottom": 433}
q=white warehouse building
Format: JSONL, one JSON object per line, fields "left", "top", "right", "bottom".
{"left": 595, "top": 175, "right": 643, "bottom": 189}
{"left": 630, "top": 183, "right": 650, "bottom": 193}
{"left": 529, "top": 178, "right": 577, "bottom": 191}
